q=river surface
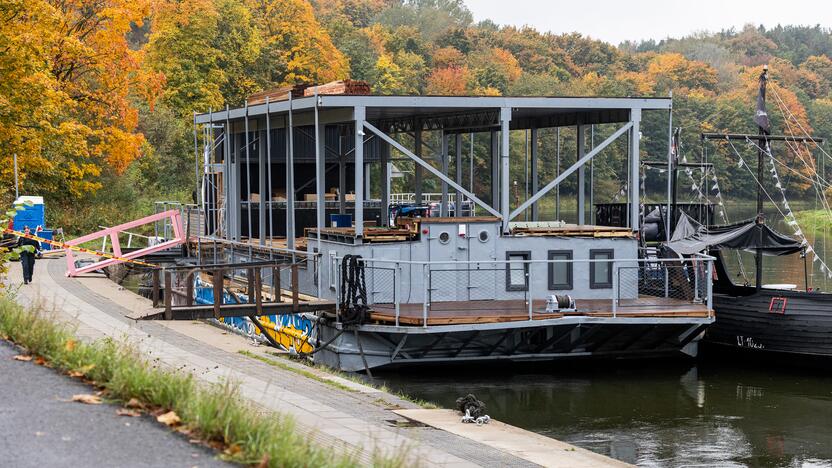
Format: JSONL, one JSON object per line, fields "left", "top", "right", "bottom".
{"left": 377, "top": 202, "right": 832, "bottom": 467}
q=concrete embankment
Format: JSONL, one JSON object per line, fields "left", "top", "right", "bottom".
{"left": 5, "top": 257, "right": 630, "bottom": 467}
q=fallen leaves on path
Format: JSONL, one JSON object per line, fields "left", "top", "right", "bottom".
{"left": 156, "top": 411, "right": 181, "bottom": 426}
{"left": 71, "top": 394, "right": 102, "bottom": 405}
{"left": 223, "top": 444, "right": 242, "bottom": 456}
{"left": 116, "top": 408, "right": 141, "bottom": 417}
{"left": 125, "top": 398, "right": 144, "bottom": 409}
{"left": 256, "top": 454, "right": 270, "bottom": 468}
{"left": 13, "top": 354, "right": 32, "bottom": 361}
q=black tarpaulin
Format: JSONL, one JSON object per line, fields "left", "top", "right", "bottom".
{"left": 666, "top": 213, "right": 802, "bottom": 256}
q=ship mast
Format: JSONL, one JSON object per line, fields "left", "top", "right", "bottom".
{"left": 754, "top": 66, "right": 771, "bottom": 290}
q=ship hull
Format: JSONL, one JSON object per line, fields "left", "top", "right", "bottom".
{"left": 707, "top": 289, "right": 832, "bottom": 363}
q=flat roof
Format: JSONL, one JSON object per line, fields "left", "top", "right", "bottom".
{"left": 195, "top": 94, "right": 671, "bottom": 131}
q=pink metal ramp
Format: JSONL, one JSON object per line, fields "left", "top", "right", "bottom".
{"left": 65, "top": 210, "right": 184, "bottom": 277}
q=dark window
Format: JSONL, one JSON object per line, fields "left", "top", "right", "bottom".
{"left": 438, "top": 231, "right": 450, "bottom": 244}
{"left": 478, "top": 230, "right": 489, "bottom": 242}
{"left": 590, "top": 249, "right": 614, "bottom": 289}
{"left": 548, "top": 250, "right": 573, "bottom": 290}
{"left": 505, "top": 251, "right": 531, "bottom": 291}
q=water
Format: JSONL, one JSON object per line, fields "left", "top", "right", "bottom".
{"left": 377, "top": 361, "right": 832, "bottom": 467}
{"left": 376, "top": 201, "right": 832, "bottom": 467}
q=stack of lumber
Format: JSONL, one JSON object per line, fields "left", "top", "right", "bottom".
{"left": 246, "top": 84, "right": 309, "bottom": 105}
{"left": 303, "top": 80, "right": 371, "bottom": 96}
{"left": 511, "top": 224, "right": 633, "bottom": 238}
{"left": 246, "top": 80, "right": 371, "bottom": 106}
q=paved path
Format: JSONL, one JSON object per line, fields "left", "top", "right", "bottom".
{"left": 0, "top": 339, "right": 231, "bottom": 468}
{"left": 6, "top": 258, "right": 538, "bottom": 467}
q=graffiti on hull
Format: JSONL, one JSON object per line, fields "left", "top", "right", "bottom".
{"left": 194, "top": 281, "right": 314, "bottom": 353}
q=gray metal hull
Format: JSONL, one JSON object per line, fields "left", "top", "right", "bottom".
{"left": 314, "top": 317, "right": 712, "bottom": 372}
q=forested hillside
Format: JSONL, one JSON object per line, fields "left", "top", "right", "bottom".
{"left": 3, "top": 0, "right": 832, "bottom": 231}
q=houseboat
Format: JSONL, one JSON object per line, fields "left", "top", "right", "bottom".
{"left": 170, "top": 88, "right": 715, "bottom": 372}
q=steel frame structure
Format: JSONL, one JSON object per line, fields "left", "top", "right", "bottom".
{"left": 194, "top": 95, "right": 671, "bottom": 244}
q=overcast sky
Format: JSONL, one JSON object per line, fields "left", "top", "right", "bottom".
{"left": 464, "top": 0, "right": 829, "bottom": 44}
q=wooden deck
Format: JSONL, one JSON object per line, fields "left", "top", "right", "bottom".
{"left": 369, "top": 296, "right": 712, "bottom": 325}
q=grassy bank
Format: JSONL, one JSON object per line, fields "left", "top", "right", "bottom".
{"left": 0, "top": 296, "right": 369, "bottom": 467}
{"left": 796, "top": 209, "right": 832, "bottom": 233}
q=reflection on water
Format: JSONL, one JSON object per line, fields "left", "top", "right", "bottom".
{"left": 377, "top": 362, "right": 832, "bottom": 467}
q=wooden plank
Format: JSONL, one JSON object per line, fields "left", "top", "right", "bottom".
{"left": 165, "top": 300, "right": 336, "bottom": 320}
{"left": 164, "top": 271, "right": 172, "bottom": 320}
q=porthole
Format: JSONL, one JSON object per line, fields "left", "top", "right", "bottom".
{"left": 438, "top": 231, "right": 451, "bottom": 244}
{"left": 478, "top": 230, "right": 489, "bottom": 242}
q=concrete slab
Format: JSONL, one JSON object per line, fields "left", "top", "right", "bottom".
{"left": 395, "top": 409, "right": 632, "bottom": 468}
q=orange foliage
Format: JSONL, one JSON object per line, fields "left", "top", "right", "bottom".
{"left": 426, "top": 66, "right": 470, "bottom": 95}
{"left": 432, "top": 46, "right": 465, "bottom": 69}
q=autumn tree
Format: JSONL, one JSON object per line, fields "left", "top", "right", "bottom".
{"left": 0, "top": 0, "right": 159, "bottom": 203}
{"left": 426, "top": 66, "right": 470, "bottom": 95}
{"left": 246, "top": 0, "right": 348, "bottom": 85}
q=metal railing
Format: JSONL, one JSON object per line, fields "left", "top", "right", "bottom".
{"left": 333, "top": 254, "right": 715, "bottom": 327}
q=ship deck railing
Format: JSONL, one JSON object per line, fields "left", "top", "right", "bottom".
{"left": 334, "top": 254, "right": 714, "bottom": 328}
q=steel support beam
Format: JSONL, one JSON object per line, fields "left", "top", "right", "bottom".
{"left": 380, "top": 124, "right": 390, "bottom": 226}
{"left": 530, "top": 127, "right": 539, "bottom": 221}
{"left": 630, "top": 109, "right": 642, "bottom": 231}
{"left": 286, "top": 96, "right": 296, "bottom": 248}
{"left": 510, "top": 122, "right": 632, "bottom": 221}
{"left": 354, "top": 106, "right": 365, "bottom": 238}
{"left": 491, "top": 130, "right": 499, "bottom": 212}
{"left": 314, "top": 93, "right": 325, "bottom": 297}
{"left": 258, "top": 127, "right": 266, "bottom": 246}
{"left": 363, "top": 122, "right": 502, "bottom": 218}
{"left": 577, "top": 124, "right": 586, "bottom": 225}
{"left": 455, "top": 133, "right": 463, "bottom": 217}
{"left": 441, "top": 131, "right": 449, "bottom": 217}
{"left": 414, "top": 125, "right": 423, "bottom": 204}
{"left": 500, "top": 108, "right": 511, "bottom": 233}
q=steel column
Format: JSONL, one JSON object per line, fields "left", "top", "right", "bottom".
{"left": 286, "top": 96, "right": 295, "bottom": 248}
{"left": 455, "top": 133, "right": 463, "bottom": 217}
{"left": 258, "top": 126, "right": 266, "bottom": 246}
{"left": 380, "top": 124, "right": 390, "bottom": 226}
{"left": 440, "top": 131, "right": 449, "bottom": 217}
{"left": 630, "top": 108, "right": 642, "bottom": 231}
{"left": 491, "top": 130, "right": 499, "bottom": 212}
{"left": 354, "top": 106, "right": 365, "bottom": 238}
{"left": 530, "top": 127, "right": 539, "bottom": 221}
{"left": 500, "top": 108, "right": 511, "bottom": 233}
{"left": 577, "top": 124, "right": 586, "bottom": 225}
{"left": 414, "top": 124, "right": 423, "bottom": 204}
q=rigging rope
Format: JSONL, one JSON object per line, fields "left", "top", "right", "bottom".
{"left": 724, "top": 137, "right": 832, "bottom": 281}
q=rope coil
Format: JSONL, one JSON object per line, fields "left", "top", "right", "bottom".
{"left": 339, "top": 254, "right": 368, "bottom": 325}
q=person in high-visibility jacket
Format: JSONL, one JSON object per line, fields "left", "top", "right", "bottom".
{"left": 16, "top": 226, "right": 41, "bottom": 284}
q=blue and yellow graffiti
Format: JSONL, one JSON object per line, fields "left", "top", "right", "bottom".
{"left": 194, "top": 281, "right": 315, "bottom": 353}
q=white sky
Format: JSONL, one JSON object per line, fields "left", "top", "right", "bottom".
{"left": 464, "top": 0, "right": 830, "bottom": 45}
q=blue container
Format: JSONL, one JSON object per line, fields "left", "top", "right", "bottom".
{"left": 37, "top": 229, "right": 53, "bottom": 251}
{"left": 13, "top": 196, "right": 45, "bottom": 232}
{"left": 330, "top": 214, "right": 352, "bottom": 228}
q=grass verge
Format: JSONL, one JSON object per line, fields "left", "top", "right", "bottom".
{"left": 0, "top": 295, "right": 365, "bottom": 467}
{"left": 239, "top": 350, "right": 438, "bottom": 410}
{"left": 796, "top": 209, "right": 832, "bottom": 233}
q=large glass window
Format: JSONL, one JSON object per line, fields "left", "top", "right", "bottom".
{"left": 505, "top": 251, "right": 531, "bottom": 291}
{"left": 590, "top": 249, "right": 614, "bottom": 289}
{"left": 548, "top": 250, "right": 573, "bottom": 290}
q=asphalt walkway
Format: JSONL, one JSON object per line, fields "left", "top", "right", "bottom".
{"left": 0, "top": 339, "right": 231, "bottom": 468}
